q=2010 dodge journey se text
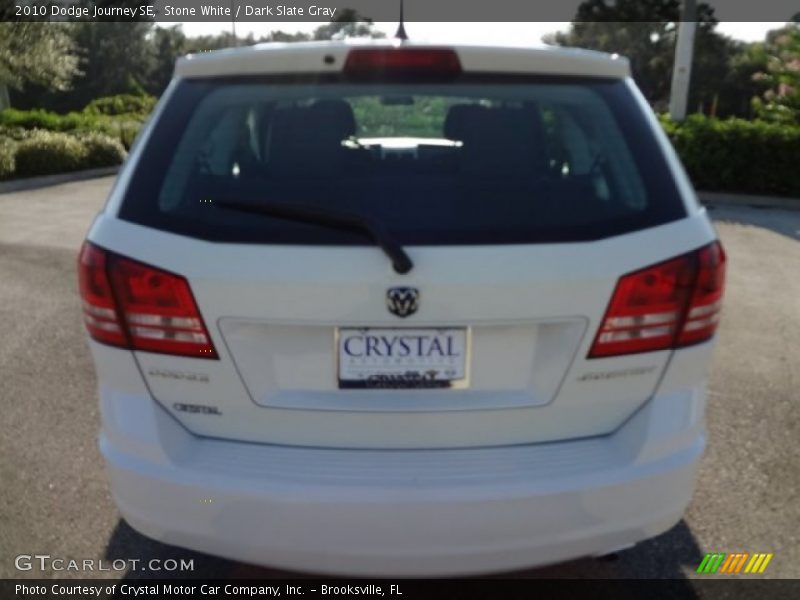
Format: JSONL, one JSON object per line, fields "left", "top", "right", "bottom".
{"left": 78, "top": 40, "right": 726, "bottom": 576}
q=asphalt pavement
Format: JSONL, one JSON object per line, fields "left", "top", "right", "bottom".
{"left": 0, "top": 178, "right": 798, "bottom": 581}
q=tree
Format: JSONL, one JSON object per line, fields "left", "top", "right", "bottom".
{"left": 266, "top": 30, "right": 313, "bottom": 43}
{"left": 712, "top": 40, "right": 770, "bottom": 118}
{"left": 182, "top": 31, "right": 245, "bottom": 54}
{"left": 6, "top": 9, "right": 386, "bottom": 110}
{"left": 11, "top": 19, "right": 156, "bottom": 112}
{"left": 752, "top": 24, "right": 800, "bottom": 124}
{"left": 147, "top": 25, "right": 186, "bottom": 95}
{"left": 66, "top": 21, "right": 155, "bottom": 108}
{"left": 545, "top": 0, "right": 732, "bottom": 112}
{"left": 311, "top": 9, "right": 385, "bottom": 41}
{"left": 180, "top": 10, "right": 383, "bottom": 54}
{"left": 0, "top": 22, "right": 80, "bottom": 108}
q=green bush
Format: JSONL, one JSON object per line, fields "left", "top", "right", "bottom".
{"left": 13, "top": 131, "right": 89, "bottom": 177}
{"left": 0, "top": 108, "right": 145, "bottom": 151}
{"left": 5, "top": 130, "right": 126, "bottom": 179}
{"left": 77, "top": 132, "right": 127, "bottom": 168}
{"left": 91, "top": 120, "right": 143, "bottom": 150}
{"left": 0, "top": 141, "right": 15, "bottom": 180}
{"left": 0, "top": 108, "right": 96, "bottom": 132}
{"left": 661, "top": 114, "right": 800, "bottom": 197}
{"left": 83, "top": 94, "right": 156, "bottom": 117}
{"left": 0, "top": 125, "right": 36, "bottom": 142}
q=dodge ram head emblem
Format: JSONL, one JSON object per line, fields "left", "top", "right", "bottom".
{"left": 386, "top": 287, "right": 419, "bottom": 318}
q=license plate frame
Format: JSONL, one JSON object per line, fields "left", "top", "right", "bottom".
{"left": 336, "top": 327, "right": 470, "bottom": 389}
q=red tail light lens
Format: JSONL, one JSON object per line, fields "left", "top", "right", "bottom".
{"left": 108, "top": 256, "right": 217, "bottom": 358}
{"left": 78, "top": 243, "right": 126, "bottom": 347}
{"left": 589, "top": 242, "right": 726, "bottom": 358}
{"left": 676, "top": 242, "right": 726, "bottom": 346}
{"left": 78, "top": 242, "right": 217, "bottom": 359}
{"left": 344, "top": 48, "right": 462, "bottom": 76}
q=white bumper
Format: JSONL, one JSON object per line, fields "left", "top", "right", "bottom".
{"left": 97, "top": 345, "right": 708, "bottom": 576}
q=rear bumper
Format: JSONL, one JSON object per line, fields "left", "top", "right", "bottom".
{"left": 98, "top": 354, "right": 707, "bottom": 575}
{"left": 103, "top": 436, "right": 700, "bottom": 577}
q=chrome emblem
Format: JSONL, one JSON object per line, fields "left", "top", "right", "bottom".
{"left": 386, "top": 287, "right": 419, "bottom": 318}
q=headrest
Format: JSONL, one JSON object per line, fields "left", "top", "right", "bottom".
{"left": 263, "top": 106, "right": 300, "bottom": 154}
{"left": 459, "top": 106, "right": 543, "bottom": 147}
{"left": 264, "top": 100, "right": 356, "bottom": 178}
{"left": 457, "top": 106, "right": 546, "bottom": 176}
{"left": 443, "top": 104, "right": 487, "bottom": 140}
{"left": 306, "top": 99, "right": 357, "bottom": 139}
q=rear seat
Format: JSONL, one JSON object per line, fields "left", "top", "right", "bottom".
{"left": 442, "top": 104, "right": 552, "bottom": 223}
{"left": 452, "top": 105, "right": 547, "bottom": 178}
{"left": 265, "top": 100, "right": 359, "bottom": 179}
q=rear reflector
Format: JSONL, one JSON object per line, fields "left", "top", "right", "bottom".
{"left": 344, "top": 48, "right": 462, "bottom": 76}
{"left": 588, "top": 242, "right": 726, "bottom": 358}
{"left": 78, "top": 242, "right": 218, "bottom": 359}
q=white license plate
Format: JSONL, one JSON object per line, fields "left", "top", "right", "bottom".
{"left": 337, "top": 327, "right": 468, "bottom": 389}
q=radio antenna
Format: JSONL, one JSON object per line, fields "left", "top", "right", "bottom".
{"left": 394, "top": 0, "right": 409, "bottom": 40}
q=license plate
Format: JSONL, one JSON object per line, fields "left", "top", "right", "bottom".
{"left": 337, "top": 327, "right": 468, "bottom": 389}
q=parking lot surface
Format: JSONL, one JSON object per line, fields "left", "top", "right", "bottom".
{"left": 0, "top": 178, "right": 798, "bottom": 579}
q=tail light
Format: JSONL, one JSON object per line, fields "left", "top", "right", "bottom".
{"left": 675, "top": 243, "right": 726, "bottom": 346}
{"left": 344, "top": 48, "right": 461, "bottom": 77}
{"left": 78, "top": 242, "right": 218, "bottom": 359}
{"left": 77, "top": 244, "right": 127, "bottom": 347}
{"left": 588, "top": 242, "right": 726, "bottom": 358}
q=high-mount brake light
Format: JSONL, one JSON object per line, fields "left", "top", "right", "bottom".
{"left": 78, "top": 242, "right": 218, "bottom": 359}
{"left": 588, "top": 242, "right": 726, "bottom": 358}
{"left": 344, "top": 48, "right": 462, "bottom": 76}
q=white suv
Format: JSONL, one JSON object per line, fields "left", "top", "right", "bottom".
{"left": 79, "top": 41, "right": 726, "bottom": 576}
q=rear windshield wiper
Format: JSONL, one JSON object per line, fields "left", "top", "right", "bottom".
{"left": 213, "top": 200, "right": 413, "bottom": 274}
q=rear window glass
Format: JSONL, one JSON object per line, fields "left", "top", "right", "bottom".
{"left": 119, "top": 75, "right": 685, "bottom": 245}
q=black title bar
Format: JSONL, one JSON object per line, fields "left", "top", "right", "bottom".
{"left": 5, "top": 0, "right": 800, "bottom": 22}
{"left": 3, "top": 579, "right": 800, "bottom": 600}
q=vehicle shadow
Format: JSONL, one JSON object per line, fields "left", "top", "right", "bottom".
{"left": 105, "top": 517, "right": 704, "bottom": 586}
{"left": 707, "top": 204, "right": 800, "bottom": 242}
{"left": 104, "top": 519, "right": 308, "bottom": 579}
{"left": 507, "top": 519, "right": 703, "bottom": 580}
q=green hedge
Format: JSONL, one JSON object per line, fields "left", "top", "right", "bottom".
{"left": 0, "top": 141, "right": 15, "bottom": 180}
{"left": 5, "top": 130, "right": 127, "bottom": 178}
{"left": 0, "top": 108, "right": 97, "bottom": 132}
{"left": 14, "top": 131, "right": 90, "bottom": 177}
{"left": 0, "top": 125, "right": 36, "bottom": 141}
{"left": 0, "top": 95, "right": 149, "bottom": 151}
{"left": 83, "top": 94, "right": 156, "bottom": 117}
{"left": 76, "top": 132, "right": 127, "bottom": 169}
{"left": 0, "top": 109, "right": 142, "bottom": 150}
{"left": 661, "top": 115, "right": 800, "bottom": 197}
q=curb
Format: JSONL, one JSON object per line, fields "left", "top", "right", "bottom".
{"left": 698, "top": 191, "right": 799, "bottom": 211}
{"left": 0, "top": 166, "right": 120, "bottom": 195}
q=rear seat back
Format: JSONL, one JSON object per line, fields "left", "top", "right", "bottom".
{"left": 456, "top": 105, "right": 547, "bottom": 179}
{"left": 266, "top": 100, "right": 357, "bottom": 178}
{"left": 443, "top": 104, "right": 489, "bottom": 141}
